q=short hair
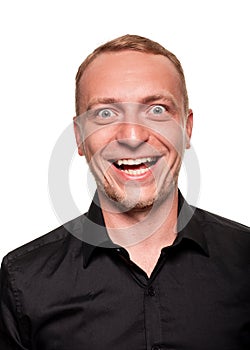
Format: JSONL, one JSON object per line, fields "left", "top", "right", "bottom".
{"left": 75, "top": 34, "right": 189, "bottom": 116}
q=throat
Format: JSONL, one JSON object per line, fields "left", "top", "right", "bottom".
{"left": 128, "top": 247, "right": 162, "bottom": 277}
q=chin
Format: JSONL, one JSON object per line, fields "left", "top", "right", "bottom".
{"left": 120, "top": 197, "right": 155, "bottom": 211}
{"left": 98, "top": 180, "right": 176, "bottom": 213}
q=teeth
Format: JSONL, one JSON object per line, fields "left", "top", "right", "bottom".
{"left": 123, "top": 168, "right": 150, "bottom": 175}
{"left": 116, "top": 157, "right": 155, "bottom": 166}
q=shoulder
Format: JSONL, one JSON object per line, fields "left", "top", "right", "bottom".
{"left": 3, "top": 225, "right": 67, "bottom": 267}
{"left": 1, "top": 216, "right": 84, "bottom": 273}
{"left": 0, "top": 216, "right": 87, "bottom": 325}
{"left": 193, "top": 206, "right": 250, "bottom": 261}
{"left": 194, "top": 206, "right": 250, "bottom": 235}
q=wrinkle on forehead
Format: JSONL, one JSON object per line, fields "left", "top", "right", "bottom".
{"left": 85, "top": 93, "right": 179, "bottom": 112}
{"left": 78, "top": 51, "right": 184, "bottom": 115}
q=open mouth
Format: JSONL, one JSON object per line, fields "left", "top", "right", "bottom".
{"left": 112, "top": 157, "right": 158, "bottom": 175}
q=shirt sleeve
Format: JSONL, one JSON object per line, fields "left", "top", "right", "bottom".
{"left": 0, "top": 257, "right": 29, "bottom": 350}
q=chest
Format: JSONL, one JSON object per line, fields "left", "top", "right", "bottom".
{"left": 25, "top": 253, "right": 250, "bottom": 350}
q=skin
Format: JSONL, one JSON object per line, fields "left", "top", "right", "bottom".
{"left": 74, "top": 50, "right": 193, "bottom": 275}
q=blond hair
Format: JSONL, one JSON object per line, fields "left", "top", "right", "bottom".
{"left": 75, "top": 34, "right": 188, "bottom": 115}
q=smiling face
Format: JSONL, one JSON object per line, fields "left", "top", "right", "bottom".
{"left": 74, "top": 51, "right": 193, "bottom": 210}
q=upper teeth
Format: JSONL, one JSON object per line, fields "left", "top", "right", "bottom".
{"left": 116, "top": 157, "right": 154, "bottom": 166}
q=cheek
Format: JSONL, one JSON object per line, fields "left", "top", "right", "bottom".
{"left": 83, "top": 137, "right": 102, "bottom": 162}
{"left": 83, "top": 128, "right": 113, "bottom": 162}
{"left": 154, "top": 121, "right": 186, "bottom": 156}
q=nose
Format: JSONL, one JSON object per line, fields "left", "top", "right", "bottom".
{"left": 115, "top": 122, "right": 150, "bottom": 149}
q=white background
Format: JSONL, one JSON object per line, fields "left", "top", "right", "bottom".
{"left": 0, "top": 0, "right": 249, "bottom": 260}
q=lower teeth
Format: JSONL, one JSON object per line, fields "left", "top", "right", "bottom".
{"left": 122, "top": 168, "right": 150, "bottom": 175}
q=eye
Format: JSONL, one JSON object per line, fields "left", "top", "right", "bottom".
{"left": 98, "top": 109, "right": 114, "bottom": 118}
{"left": 151, "top": 105, "right": 166, "bottom": 115}
{"left": 88, "top": 107, "right": 118, "bottom": 125}
{"left": 147, "top": 104, "right": 171, "bottom": 121}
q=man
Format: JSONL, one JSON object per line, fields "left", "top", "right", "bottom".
{"left": 0, "top": 35, "right": 249, "bottom": 349}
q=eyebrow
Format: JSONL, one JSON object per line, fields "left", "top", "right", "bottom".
{"left": 140, "top": 94, "right": 178, "bottom": 110}
{"left": 87, "top": 98, "right": 120, "bottom": 111}
{"left": 86, "top": 93, "right": 179, "bottom": 111}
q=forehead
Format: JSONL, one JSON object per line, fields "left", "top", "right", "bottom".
{"left": 78, "top": 51, "right": 183, "bottom": 111}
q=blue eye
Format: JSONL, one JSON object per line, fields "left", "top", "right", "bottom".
{"left": 151, "top": 105, "right": 166, "bottom": 114}
{"left": 98, "top": 109, "right": 114, "bottom": 118}
{"left": 147, "top": 104, "right": 172, "bottom": 121}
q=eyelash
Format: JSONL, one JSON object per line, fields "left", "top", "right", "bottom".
{"left": 89, "top": 108, "right": 115, "bottom": 118}
{"left": 150, "top": 104, "right": 169, "bottom": 112}
{"left": 87, "top": 108, "right": 117, "bottom": 124}
{"left": 97, "top": 108, "right": 114, "bottom": 118}
{"left": 87, "top": 103, "right": 172, "bottom": 125}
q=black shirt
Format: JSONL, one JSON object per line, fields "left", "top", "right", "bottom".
{"left": 1, "top": 192, "right": 250, "bottom": 350}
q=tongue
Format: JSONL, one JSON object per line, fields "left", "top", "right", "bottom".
{"left": 122, "top": 163, "right": 148, "bottom": 171}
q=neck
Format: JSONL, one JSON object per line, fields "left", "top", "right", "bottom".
{"left": 98, "top": 187, "right": 179, "bottom": 277}
{"left": 98, "top": 187, "right": 179, "bottom": 249}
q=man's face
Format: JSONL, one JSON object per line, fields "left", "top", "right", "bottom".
{"left": 74, "top": 51, "right": 193, "bottom": 210}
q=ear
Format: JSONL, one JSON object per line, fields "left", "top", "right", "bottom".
{"left": 185, "top": 109, "right": 193, "bottom": 149}
{"left": 73, "top": 116, "right": 85, "bottom": 156}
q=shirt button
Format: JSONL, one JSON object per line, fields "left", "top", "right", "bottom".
{"left": 151, "top": 346, "right": 161, "bottom": 350}
{"left": 148, "top": 286, "right": 156, "bottom": 296}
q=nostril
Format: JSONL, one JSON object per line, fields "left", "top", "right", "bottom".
{"left": 117, "top": 137, "right": 147, "bottom": 149}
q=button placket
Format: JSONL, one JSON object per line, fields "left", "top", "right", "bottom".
{"left": 151, "top": 345, "right": 161, "bottom": 350}
{"left": 144, "top": 282, "right": 162, "bottom": 349}
{"left": 148, "top": 286, "right": 156, "bottom": 297}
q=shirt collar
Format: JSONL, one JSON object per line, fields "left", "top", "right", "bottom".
{"left": 175, "top": 191, "right": 209, "bottom": 256}
{"left": 79, "top": 190, "right": 209, "bottom": 268}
